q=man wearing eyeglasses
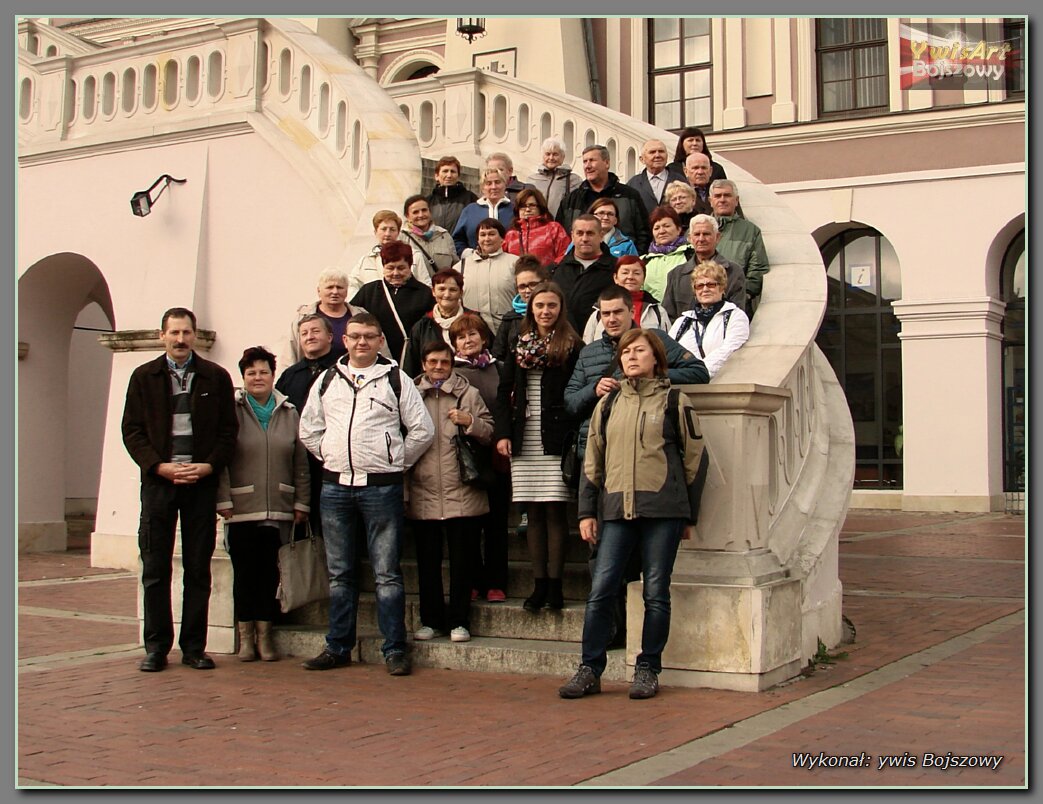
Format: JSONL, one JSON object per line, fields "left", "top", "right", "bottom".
{"left": 299, "top": 313, "right": 434, "bottom": 676}
{"left": 662, "top": 214, "right": 746, "bottom": 320}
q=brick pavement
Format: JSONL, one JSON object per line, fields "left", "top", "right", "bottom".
{"left": 16, "top": 511, "right": 1025, "bottom": 788}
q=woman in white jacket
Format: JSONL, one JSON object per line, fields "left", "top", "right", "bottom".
{"left": 668, "top": 261, "right": 750, "bottom": 378}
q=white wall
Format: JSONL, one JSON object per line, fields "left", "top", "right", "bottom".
{"left": 64, "top": 302, "right": 113, "bottom": 502}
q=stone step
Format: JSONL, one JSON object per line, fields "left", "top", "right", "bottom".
{"left": 281, "top": 594, "right": 588, "bottom": 642}
{"left": 353, "top": 558, "right": 593, "bottom": 602}
{"left": 393, "top": 524, "right": 591, "bottom": 564}
{"left": 272, "top": 625, "right": 629, "bottom": 682}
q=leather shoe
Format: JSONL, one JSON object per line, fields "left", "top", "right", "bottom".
{"left": 138, "top": 652, "right": 167, "bottom": 672}
{"left": 181, "top": 652, "right": 216, "bottom": 670}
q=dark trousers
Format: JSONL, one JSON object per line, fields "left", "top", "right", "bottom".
{"left": 588, "top": 528, "right": 643, "bottom": 645}
{"left": 137, "top": 481, "right": 218, "bottom": 656}
{"left": 412, "top": 518, "right": 478, "bottom": 631}
{"left": 471, "top": 473, "right": 510, "bottom": 592}
{"left": 226, "top": 523, "right": 282, "bottom": 622}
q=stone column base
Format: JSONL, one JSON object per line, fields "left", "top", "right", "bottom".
{"left": 628, "top": 575, "right": 803, "bottom": 692}
{"left": 19, "top": 521, "right": 67, "bottom": 552}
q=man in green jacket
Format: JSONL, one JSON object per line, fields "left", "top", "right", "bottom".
{"left": 711, "top": 179, "right": 769, "bottom": 313}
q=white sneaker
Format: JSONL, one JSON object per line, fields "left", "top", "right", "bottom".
{"left": 414, "top": 626, "right": 444, "bottom": 641}
{"left": 450, "top": 627, "right": 471, "bottom": 643}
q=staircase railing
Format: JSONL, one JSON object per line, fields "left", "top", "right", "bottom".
{"left": 17, "top": 18, "right": 420, "bottom": 264}
{"left": 388, "top": 68, "right": 854, "bottom": 659}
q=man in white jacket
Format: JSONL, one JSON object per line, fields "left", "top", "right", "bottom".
{"left": 299, "top": 313, "right": 434, "bottom": 676}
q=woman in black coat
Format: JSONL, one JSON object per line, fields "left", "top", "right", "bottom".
{"left": 493, "top": 281, "right": 582, "bottom": 613}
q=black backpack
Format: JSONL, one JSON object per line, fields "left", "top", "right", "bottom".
{"left": 598, "top": 386, "right": 688, "bottom": 458}
{"left": 317, "top": 364, "right": 406, "bottom": 434}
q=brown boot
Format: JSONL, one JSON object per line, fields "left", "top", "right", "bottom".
{"left": 256, "top": 621, "right": 279, "bottom": 662}
{"left": 237, "top": 621, "right": 258, "bottom": 662}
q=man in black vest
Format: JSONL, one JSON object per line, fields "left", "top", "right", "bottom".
{"left": 122, "top": 307, "right": 237, "bottom": 672}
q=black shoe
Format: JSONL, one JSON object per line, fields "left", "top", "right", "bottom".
{"left": 523, "top": 578, "right": 548, "bottom": 613}
{"left": 546, "top": 578, "right": 564, "bottom": 610}
{"left": 386, "top": 653, "right": 412, "bottom": 676}
{"left": 181, "top": 652, "right": 216, "bottom": 670}
{"left": 138, "top": 652, "right": 167, "bottom": 672}
{"left": 302, "top": 649, "right": 351, "bottom": 671}
{"left": 559, "top": 665, "right": 601, "bottom": 698}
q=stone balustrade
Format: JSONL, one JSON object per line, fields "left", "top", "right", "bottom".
{"left": 17, "top": 18, "right": 420, "bottom": 260}
{"left": 386, "top": 68, "right": 675, "bottom": 181}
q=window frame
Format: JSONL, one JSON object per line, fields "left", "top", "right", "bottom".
{"left": 646, "top": 17, "right": 714, "bottom": 132}
{"left": 815, "top": 18, "right": 889, "bottom": 119}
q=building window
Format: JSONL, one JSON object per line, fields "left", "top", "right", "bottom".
{"left": 816, "top": 18, "right": 888, "bottom": 116}
{"left": 816, "top": 227, "right": 903, "bottom": 490}
{"left": 1004, "top": 18, "right": 1024, "bottom": 96}
{"left": 648, "top": 18, "right": 712, "bottom": 130}
{"left": 1000, "top": 230, "right": 1025, "bottom": 494}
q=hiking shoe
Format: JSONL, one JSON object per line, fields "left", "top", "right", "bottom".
{"left": 485, "top": 589, "right": 506, "bottom": 603}
{"left": 386, "top": 653, "right": 412, "bottom": 676}
{"left": 558, "top": 665, "right": 601, "bottom": 699}
{"left": 302, "top": 649, "right": 350, "bottom": 671}
{"left": 629, "top": 663, "right": 660, "bottom": 699}
{"left": 413, "top": 626, "right": 445, "bottom": 641}
{"left": 450, "top": 627, "right": 471, "bottom": 643}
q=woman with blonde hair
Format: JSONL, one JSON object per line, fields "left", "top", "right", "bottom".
{"left": 668, "top": 260, "right": 750, "bottom": 378}
{"left": 348, "top": 209, "right": 426, "bottom": 296}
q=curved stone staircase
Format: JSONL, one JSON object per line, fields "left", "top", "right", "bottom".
{"left": 18, "top": 17, "right": 853, "bottom": 686}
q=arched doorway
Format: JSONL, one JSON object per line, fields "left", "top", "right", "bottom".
{"left": 18, "top": 254, "right": 114, "bottom": 552}
{"left": 815, "top": 226, "right": 903, "bottom": 489}
{"left": 1000, "top": 230, "right": 1025, "bottom": 497}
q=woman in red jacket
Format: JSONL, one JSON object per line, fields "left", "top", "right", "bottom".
{"left": 504, "top": 188, "right": 571, "bottom": 267}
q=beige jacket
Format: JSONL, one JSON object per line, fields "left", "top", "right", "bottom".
{"left": 217, "top": 389, "right": 310, "bottom": 522}
{"left": 406, "top": 371, "right": 494, "bottom": 521}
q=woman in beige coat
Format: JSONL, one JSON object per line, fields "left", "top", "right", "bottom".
{"left": 406, "top": 341, "right": 494, "bottom": 644}
{"left": 217, "top": 346, "right": 310, "bottom": 662}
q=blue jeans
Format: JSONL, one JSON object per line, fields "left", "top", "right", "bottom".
{"left": 581, "top": 518, "right": 685, "bottom": 676}
{"left": 320, "top": 482, "right": 407, "bottom": 659}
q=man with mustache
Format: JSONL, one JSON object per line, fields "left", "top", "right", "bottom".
{"left": 122, "top": 307, "right": 238, "bottom": 672}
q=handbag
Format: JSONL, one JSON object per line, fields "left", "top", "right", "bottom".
{"left": 560, "top": 429, "right": 581, "bottom": 489}
{"left": 275, "top": 524, "right": 330, "bottom": 613}
{"left": 452, "top": 425, "right": 495, "bottom": 489}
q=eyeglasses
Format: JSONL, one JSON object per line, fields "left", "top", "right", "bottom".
{"left": 517, "top": 281, "right": 542, "bottom": 291}
{"left": 593, "top": 210, "right": 617, "bottom": 218}
{"left": 694, "top": 281, "right": 719, "bottom": 290}
{"left": 345, "top": 333, "right": 381, "bottom": 342}
{"left": 520, "top": 202, "right": 541, "bottom": 210}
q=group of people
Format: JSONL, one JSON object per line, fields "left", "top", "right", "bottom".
{"left": 123, "top": 130, "right": 766, "bottom": 699}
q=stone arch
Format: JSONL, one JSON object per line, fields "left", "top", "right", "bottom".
{"left": 812, "top": 223, "right": 903, "bottom": 491}
{"left": 19, "top": 253, "right": 114, "bottom": 552}
{"left": 984, "top": 212, "right": 1025, "bottom": 299}
{"left": 378, "top": 50, "right": 445, "bottom": 87}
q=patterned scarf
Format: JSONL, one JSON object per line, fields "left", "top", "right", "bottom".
{"left": 694, "top": 299, "right": 725, "bottom": 325}
{"left": 515, "top": 329, "right": 553, "bottom": 369}
{"left": 410, "top": 225, "right": 436, "bottom": 241}
{"left": 432, "top": 306, "right": 465, "bottom": 343}
{"left": 455, "top": 350, "right": 494, "bottom": 369}
{"left": 648, "top": 234, "right": 688, "bottom": 255}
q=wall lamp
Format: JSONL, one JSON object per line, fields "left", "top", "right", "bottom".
{"left": 130, "top": 174, "right": 187, "bottom": 217}
{"left": 456, "top": 18, "right": 486, "bottom": 44}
